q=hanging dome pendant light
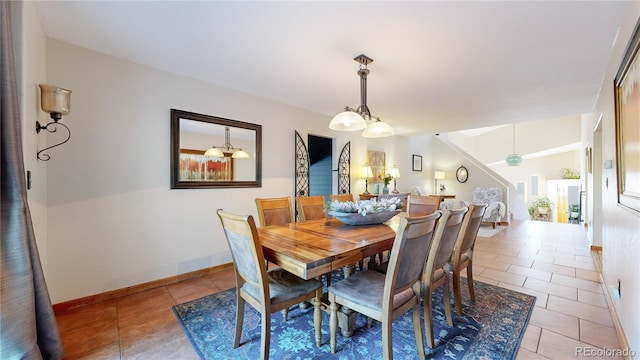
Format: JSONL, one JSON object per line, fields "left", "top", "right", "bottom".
{"left": 329, "top": 54, "right": 395, "bottom": 138}
{"left": 204, "top": 126, "right": 250, "bottom": 159}
{"left": 505, "top": 123, "right": 523, "bottom": 166}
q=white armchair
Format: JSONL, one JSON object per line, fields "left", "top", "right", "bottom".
{"left": 470, "top": 187, "right": 505, "bottom": 228}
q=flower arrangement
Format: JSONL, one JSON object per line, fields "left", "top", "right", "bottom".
{"left": 328, "top": 197, "right": 402, "bottom": 216}
{"left": 380, "top": 174, "right": 393, "bottom": 186}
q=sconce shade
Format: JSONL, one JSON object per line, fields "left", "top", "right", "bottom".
{"left": 434, "top": 170, "right": 445, "bottom": 180}
{"left": 506, "top": 153, "right": 523, "bottom": 166}
{"left": 39, "top": 84, "right": 71, "bottom": 120}
{"left": 329, "top": 110, "right": 367, "bottom": 131}
{"left": 361, "top": 164, "right": 373, "bottom": 179}
{"left": 362, "top": 119, "right": 395, "bottom": 138}
{"left": 390, "top": 165, "right": 400, "bottom": 179}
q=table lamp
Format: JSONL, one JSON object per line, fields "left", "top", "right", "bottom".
{"left": 361, "top": 164, "right": 374, "bottom": 194}
{"left": 434, "top": 170, "right": 445, "bottom": 194}
{"left": 390, "top": 165, "right": 400, "bottom": 194}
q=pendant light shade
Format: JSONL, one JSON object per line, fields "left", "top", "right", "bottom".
{"left": 362, "top": 117, "right": 395, "bottom": 138}
{"left": 505, "top": 123, "right": 523, "bottom": 166}
{"left": 329, "top": 109, "right": 367, "bottom": 131}
{"left": 204, "top": 127, "right": 250, "bottom": 159}
{"left": 330, "top": 54, "right": 394, "bottom": 137}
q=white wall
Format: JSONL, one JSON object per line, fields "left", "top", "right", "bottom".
{"left": 590, "top": 5, "right": 640, "bottom": 353}
{"left": 17, "top": 1, "right": 50, "bottom": 274}
{"left": 37, "top": 39, "right": 411, "bottom": 303}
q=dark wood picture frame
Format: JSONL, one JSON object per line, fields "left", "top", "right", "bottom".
{"left": 412, "top": 154, "right": 422, "bottom": 172}
{"left": 614, "top": 19, "right": 640, "bottom": 213}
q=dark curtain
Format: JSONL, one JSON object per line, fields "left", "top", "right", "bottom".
{"left": 1, "top": 1, "right": 65, "bottom": 359}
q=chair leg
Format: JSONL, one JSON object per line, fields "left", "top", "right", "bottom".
{"left": 329, "top": 294, "right": 338, "bottom": 353}
{"left": 412, "top": 284, "right": 426, "bottom": 360}
{"left": 282, "top": 308, "right": 289, "bottom": 321}
{"left": 313, "top": 289, "right": 322, "bottom": 347}
{"left": 443, "top": 274, "right": 454, "bottom": 326}
{"left": 382, "top": 318, "right": 392, "bottom": 360}
{"left": 234, "top": 294, "right": 245, "bottom": 348}
{"left": 467, "top": 262, "right": 476, "bottom": 302}
{"left": 423, "top": 285, "right": 435, "bottom": 348}
{"left": 260, "top": 311, "right": 270, "bottom": 360}
{"left": 453, "top": 269, "right": 464, "bottom": 316}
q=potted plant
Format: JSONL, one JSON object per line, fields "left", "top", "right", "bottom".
{"left": 381, "top": 174, "right": 393, "bottom": 194}
{"left": 530, "top": 197, "right": 552, "bottom": 219}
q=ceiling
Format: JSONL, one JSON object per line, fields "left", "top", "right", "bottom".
{"left": 33, "top": 1, "right": 628, "bottom": 137}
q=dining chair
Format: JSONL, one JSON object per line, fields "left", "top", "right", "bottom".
{"left": 329, "top": 194, "right": 354, "bottom": 203}
{"left": 255, "top": 197, "right": 294, "bottom": 227}
{"left": 216, "top": 209, "right": 323, "bottom": 359}
{"left": 406, "top": 195, "right": 440, "bottom": 216}
{"left": 450, "top": 203, "right": 487, "bottom": 316}
{"left": 328, "top": 212, "right": 442, "bottom": 360}
{"left": 296, "top": 195, "right": 327, "bottom": 221}
{"left": 422, "top": 207, "right": 467, "bottom": 348}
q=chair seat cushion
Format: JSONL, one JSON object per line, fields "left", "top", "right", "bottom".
{"left": 242, "top": 269, "right": 322, "bottom": 305}
{"left": 328, "top": 270, "right": 415, "bottom": 312}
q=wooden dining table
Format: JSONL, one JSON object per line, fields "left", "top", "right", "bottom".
{"left": 257, "top": 215, "right": 402, "bottom": 336}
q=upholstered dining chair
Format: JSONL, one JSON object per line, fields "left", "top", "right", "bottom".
{"left": 422, "top": 207, "right": 467, "bottom": 348}
{"left": 328, "top": 212, "right": 442, "bottom": 360}
{"left": 296, "top": 195, "right": 327, "bottom": 221}
{"left": 450, "top": 203, "right": 487, "bottom": 316}
{"left": 406, "top": 195, "right": 440, "bottom": 216}
{"left": 255, "top": 197, "right": 294, "bottom": 227}
{"left": 329, "top": 193, "right": 354, "bottom": 203}
{"left": 216, "top": 209, "right": 323, "bottom": 359}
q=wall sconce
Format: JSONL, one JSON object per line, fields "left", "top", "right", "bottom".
{"left": 36, "top": 84, "right": 72, "bottom": 161}
{"left": 361, "top": 163, "right": 374, "bottom": 194}
{"left": 434, "top": 170, "right": 445, "bottom": 194}
{"left": 390, "top": 165, "right": 400, "bottom": 194}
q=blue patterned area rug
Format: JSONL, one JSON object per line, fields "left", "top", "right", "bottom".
{"left": 173, "top": 276, "right": 534, "bottom": 360}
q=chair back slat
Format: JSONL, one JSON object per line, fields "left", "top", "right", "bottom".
{"left": 217, "top": 210, "right": 266, "bottom": 289}
{"left": 406, "top": 195, "right": 440, "bottom": 216}
{"left": 255, "top": 197, "right": 293, "bottom": 226}
{"left": 329, "top": 194, "right": 354, "bottom": 203}
{"left": 384, "top": 212, "right": 441, "bottom": 296}
{"left": 296, "top": 195, "right": 327, "bottom": 221}
{"left": 429, "top": 208, "right": 468, "bottom": 271}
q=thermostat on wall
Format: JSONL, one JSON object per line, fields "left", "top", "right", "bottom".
{"left": 604, "top": 160, "right": 613, "bottom": 169}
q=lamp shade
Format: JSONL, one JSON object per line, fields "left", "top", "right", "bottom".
{"left": 204, "top": 147, "right": 225, "bottom": 157}
{"left": 39, "top": 84, "right": 71, "bottom": 117}
{"left": 361, "top": 164, "right": 373, "bottom": 179}
{"left": 505, "top": 153, "right": 523, "bottom": 166}
{"left": 434, "top": 170, "right": 445, "bottom": 180}
{"left": 232, "top": 149, "right": 250, "bottom": 158}
{"left": 329, "top": 110, "right": 367, "bottom": 131}
{"left": 390, "top": 165, "right": 400, "bottom": 179}
{"left": 362, "top": 119, "right": 395, "bottom": 138}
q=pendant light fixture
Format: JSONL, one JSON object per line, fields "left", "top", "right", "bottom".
{"left": 204, "top": 127, "right": 250, "bottom": 159}
{"left": 505, "top": 123, "right": 523, "bottom": 166}
{"left": 329, "top": 54, "right": 394, "bottom": 138}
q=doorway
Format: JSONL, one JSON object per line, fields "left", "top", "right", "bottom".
{"left": 307, "top": 134, "right": 333, "bottom": 202}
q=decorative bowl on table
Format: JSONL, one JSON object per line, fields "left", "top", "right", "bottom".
{"left": 327, "top": 197, "right": 402, "bottom": 226}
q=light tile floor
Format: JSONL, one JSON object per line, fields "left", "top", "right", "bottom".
{"left": 55, "top": 220, "right": 622, "bottom": 359}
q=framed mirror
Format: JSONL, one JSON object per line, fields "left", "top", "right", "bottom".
{"left": 170, "top": 109, "right": 262, "bottom": 189}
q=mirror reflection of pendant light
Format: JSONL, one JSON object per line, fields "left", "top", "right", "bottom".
{"left": 329, "top": 54, "right": 395, "bottom": 138}
{"left": 204, "top": 127, "right": 250, "bottom": 159}
{"left": 505, "top": 123, "right": 523, "bottom": 166}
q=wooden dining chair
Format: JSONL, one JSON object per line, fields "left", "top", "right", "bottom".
{"left": 406, "top": 195, "right": 440, "bottom": 216}
{"left": 216, "top": 209, "right": 323, "bottom": 359}
{"left": 329, "top": 194, "right": 354, "bottom": 203}
{"left": 296, "top": 195, "right": 327, "bottom": 221}
{"left": 422, "top": 207, "right": 467, "bottom": 348}
{"left": 328, "top": 212, "right": 441, "bottom": 360}
{"left": 255, "top": 197, "right": 294, "bottom": 227}
{"left": 450, "top": 203, "right": 487, "bottom": 316}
